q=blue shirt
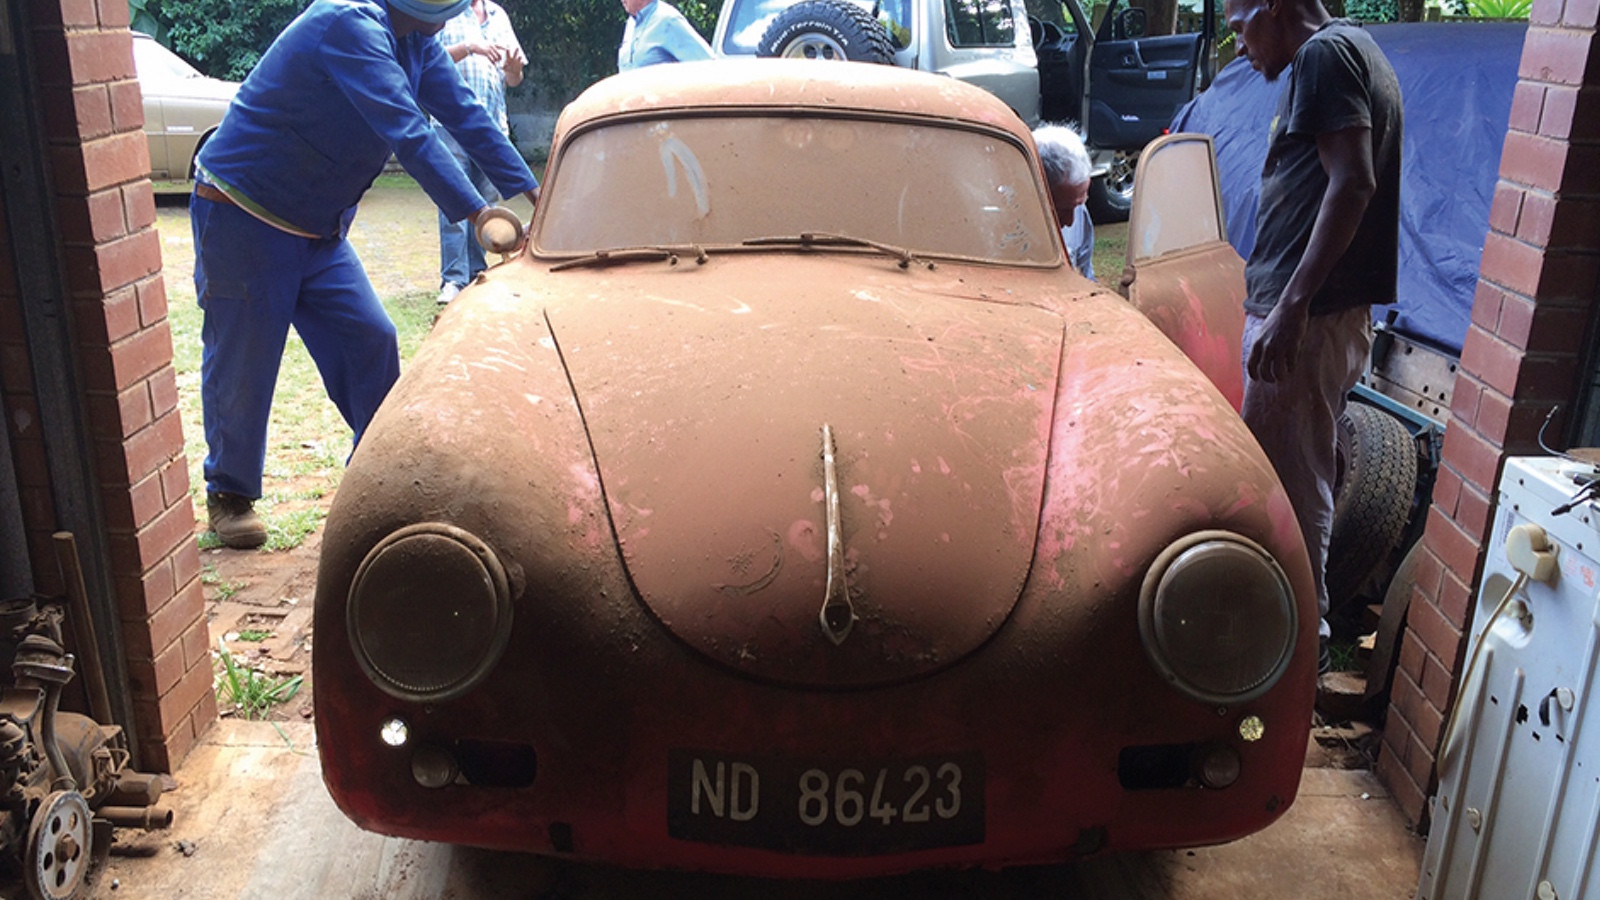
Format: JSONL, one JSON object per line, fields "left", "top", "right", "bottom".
{"left": 198, "top": 0, "right": 537, "bottom": 237}
{"left": 618, "top": 1, "right": 713, "bottom": 72}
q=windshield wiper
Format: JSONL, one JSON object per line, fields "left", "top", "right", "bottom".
{"left": 549, "top": 244, "right": 708, "bottom": 272}
{"left": 742, "top": 232, "right": 930, "bottom": 269}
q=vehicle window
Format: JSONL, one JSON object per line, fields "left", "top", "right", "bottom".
{"left": 945, "top": 0, "right": 1017, "bottom": 47}
{"left": 537, "top": 115, "right": 1057, "bottom": 265}
{"left": 1035, "top": 5, "right": 1081, "bottom": 36}
{"left": 1127, "top": 134, "right": 1223, "bottom": 261}
{"left": 720, "top": 0, "right": 914, "bottom": 54}
{"left": 1097, "top": 0, "right": 1209, "bottom": 40}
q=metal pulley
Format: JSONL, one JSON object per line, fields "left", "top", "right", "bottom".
{"left": 24, "top": 791, "right": 92, "bottom": 900}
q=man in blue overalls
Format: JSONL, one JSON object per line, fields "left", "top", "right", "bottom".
{"left": 192, "top": 0, "right": 539, "bottom": 548}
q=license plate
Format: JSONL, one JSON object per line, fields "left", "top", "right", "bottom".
{"left": 667, "top": 749, "right": 985, "bottom": 855}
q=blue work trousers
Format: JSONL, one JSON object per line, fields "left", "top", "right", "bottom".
{"left": 192, "top": 194, "right": 400, "bottom": 499}
{"left": 437, "top": 130, "right": 500, "bottom": 288}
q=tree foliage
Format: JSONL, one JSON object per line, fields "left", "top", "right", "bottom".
{"left": 131, "top": 0, "right": 722, "bottom": 101}
{"left": 133, "top": 0, "right": 310, "bottom": 81}
{"left": 507, "top": 0, "right": 628, "bottom": 100}
{"left": 507, "top": 0, "right": 719, "bottom": 102}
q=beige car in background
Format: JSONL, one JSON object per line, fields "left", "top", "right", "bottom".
{"left": 131, "top": 32, "right": 237, "bottom": 184}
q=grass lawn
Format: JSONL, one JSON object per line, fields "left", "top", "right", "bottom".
{"left": 1092, "top": 220, "right": 1128, "bottom": 288}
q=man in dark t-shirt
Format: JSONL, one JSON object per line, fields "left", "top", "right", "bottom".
{"left": 1223, "top": 0, "right": 1402, "bottom": 669}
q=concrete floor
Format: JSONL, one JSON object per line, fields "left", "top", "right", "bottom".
{"left": 93, "top": 720, "right": 1425, "bottom": 899}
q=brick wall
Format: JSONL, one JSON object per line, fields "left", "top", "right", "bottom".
{"left": 1376, "top": 6, "right": 1600, "bottom": 825}
{"left": 0, "top": 0, "right": 215, "bottom": 770}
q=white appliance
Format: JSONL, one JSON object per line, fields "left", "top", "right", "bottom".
{"left": 1418, "top": 455, "right": 1600, "bottom": 900}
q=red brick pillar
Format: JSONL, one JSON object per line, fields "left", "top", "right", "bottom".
{"left": 0, "top": 0, "right": 216, "bottom": 769}
{"left": 1376, "top": 9, "right": 1600, "bottom": 825}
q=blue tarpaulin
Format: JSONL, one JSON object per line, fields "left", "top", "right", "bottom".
{"left": 1170, "top": 23, "right": 1524, "bottom": 354}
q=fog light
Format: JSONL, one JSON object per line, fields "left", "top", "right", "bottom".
{"left": 380, "top": 717, "right": 409, "bottom": 747}
{"left": 1199, "top": 746, "right": 1241, "bottom": 789}
{"left": 1239, "top": 715, "right": 1265, "bottom": 742}
{"left": 412, "top": 744, "right": 460, "bottom": 789}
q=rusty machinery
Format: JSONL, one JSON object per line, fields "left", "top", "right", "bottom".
{"left": 0, "top": 534, "right": 173, "bottom": 900}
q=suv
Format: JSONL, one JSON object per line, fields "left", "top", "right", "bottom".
{"left": 711, "top": 0, "right": 1217, "bottom": 221}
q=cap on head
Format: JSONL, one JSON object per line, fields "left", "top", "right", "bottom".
{"left": 389, "top": 0, "right": 472, "bottom": 24}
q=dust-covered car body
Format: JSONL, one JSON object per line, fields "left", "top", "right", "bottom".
{"left": 313, "top": 59, "right": 1316, "bottom": 878}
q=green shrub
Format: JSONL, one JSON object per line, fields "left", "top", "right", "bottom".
{"left": 1466, "top": 0, "right": 1530, "bottom": 17}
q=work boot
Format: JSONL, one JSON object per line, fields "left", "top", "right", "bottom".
{"left": 207, "top": 492, "right": 268, "bottom": 550}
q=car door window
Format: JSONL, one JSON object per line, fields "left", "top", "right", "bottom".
{"left": 945, "top": 0, "right": 1016, "bottom": 47}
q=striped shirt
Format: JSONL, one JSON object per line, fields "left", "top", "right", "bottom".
{"left": 437, "top": 0, "right": 522, "bottom": 133}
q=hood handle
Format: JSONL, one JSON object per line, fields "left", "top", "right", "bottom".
{"left": 819, "top": 424, "right": 855, "bottom": 646}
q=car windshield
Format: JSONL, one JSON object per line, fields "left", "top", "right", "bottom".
{"left": 535, "top": 113, "right": 1058, "bottom": 265}
{"left": 719, "top": 0, "right": 914, "bottom": 54}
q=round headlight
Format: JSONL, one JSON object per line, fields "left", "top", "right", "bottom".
{"left": 1138, "top": 531, "right": 1296, "bottom": 705}
{"left": 347, "top": 523, "right": 513, "bottom": 702}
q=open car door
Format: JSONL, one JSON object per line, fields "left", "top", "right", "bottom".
{"left": 1121, "top": 132, "right": 1244, "bottom": 410}
{"left": 1086, "top": 0, "right": 1214, "bottom": 150}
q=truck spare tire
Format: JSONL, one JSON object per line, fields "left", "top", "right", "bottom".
{"left": 757, "top": 0, "right": 896, "bottom": 64}
{"left": 1327, "top": 402, "right": 1418, "bottom": 609}
{"left": 1087, "top": 153, "right": 1135, "bottom": 224}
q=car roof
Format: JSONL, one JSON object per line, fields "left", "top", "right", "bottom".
{"left": 555, "top": 58, "right": 1035, "bottom": 147}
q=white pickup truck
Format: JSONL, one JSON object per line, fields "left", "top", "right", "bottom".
{"left": 711, "top": 0, "right": 1217, "bottom": 221}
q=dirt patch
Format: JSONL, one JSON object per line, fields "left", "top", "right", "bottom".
{"left": 202, "top": 526, "right": 323, "bottom": 722}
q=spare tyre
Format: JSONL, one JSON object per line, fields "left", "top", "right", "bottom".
{"left": 1327, "top": 403, "right": 1418, "bottom": 609}
{"left": 757, "top": 0, "right": 896, "bottom": 64}
{"left": 1087, "top": 152, "right": 1135, "bottom": 224}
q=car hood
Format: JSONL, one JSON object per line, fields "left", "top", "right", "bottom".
{"left": 149, "top": 75, "right": 238, "bottom": 104}
{"left": 546, "top": 255, "right": 1063, "bottom": 688}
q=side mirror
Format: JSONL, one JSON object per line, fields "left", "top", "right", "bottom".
{"left": 1116, "top": 7, "right": 1146, "bottom": 38}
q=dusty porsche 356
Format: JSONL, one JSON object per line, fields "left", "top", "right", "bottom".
{"left": 313, "top": 59, "right": 1316, "bottom": 877}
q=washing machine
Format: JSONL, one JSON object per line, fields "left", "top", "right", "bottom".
{"left": 1418, "top": 454, "right": 1600, "bottom": 900}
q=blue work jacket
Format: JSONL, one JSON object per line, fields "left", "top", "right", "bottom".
{"left": 198, "top": 0, "right": 537, "bottom": 237}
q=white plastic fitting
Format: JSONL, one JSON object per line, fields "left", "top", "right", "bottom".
{"left": 1507, "top": 523, "right": 1559, "bottom": 583}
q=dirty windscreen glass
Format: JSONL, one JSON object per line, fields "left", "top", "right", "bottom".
{"left": 536, "top": 114, "right": 1058, "bottom": 264}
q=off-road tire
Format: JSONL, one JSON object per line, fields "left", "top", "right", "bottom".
{"left": 1087, "top": 153, "right": 1134, "bottom": 223}
{"left": 757, "top": 0, "right": 896, "bottom": 64}
{"left": 1327, "top": 403, "right": 1418, "bottom": 609}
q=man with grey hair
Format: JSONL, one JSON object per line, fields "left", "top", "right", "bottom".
{"left": 1033, "top": 123, "right": 1096, "bottom": 280}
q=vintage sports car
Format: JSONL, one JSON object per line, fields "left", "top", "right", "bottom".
{"left": 313, "top": 59, "right": 1317, "bottom": 878}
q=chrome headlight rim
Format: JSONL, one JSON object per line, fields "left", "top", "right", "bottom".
{"left": 1138, "top": 529, "right": 1297, "bottom": 706}
{"left": 347, "top": 522, "right": 513, "bottom": 703}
